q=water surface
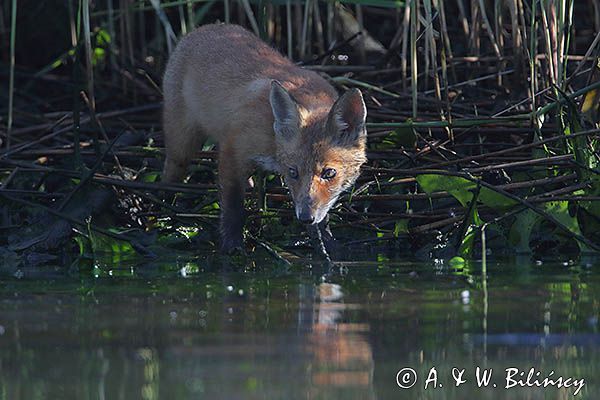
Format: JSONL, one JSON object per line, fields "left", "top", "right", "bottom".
{"left": 0, "top": 258, "right": 598, "bottom": 399}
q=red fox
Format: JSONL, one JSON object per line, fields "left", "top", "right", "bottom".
{"left": 162, "top": 23, "right": 367, "bottom": 253}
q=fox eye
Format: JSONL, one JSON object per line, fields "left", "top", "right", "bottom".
{"left": 288, "top": 167, "right": 299, "bottom": 179}
{"left": 321, "top": 168, "right": 337, "bottom": 180}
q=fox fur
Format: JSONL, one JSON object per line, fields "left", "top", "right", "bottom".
{"left": 162, "top": 23, "right": 367, "bottom": 252}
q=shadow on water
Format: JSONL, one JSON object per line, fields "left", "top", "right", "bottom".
{"left": 0, "top": 255, "right": 599, "bottom": 399}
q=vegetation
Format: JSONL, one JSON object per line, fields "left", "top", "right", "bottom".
{"left": 1, "top": 0, "right": 600, "bottom": 269}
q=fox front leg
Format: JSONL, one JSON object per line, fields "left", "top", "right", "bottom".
{"left": 218, "top": 141, "right": 248, "bottom": 253}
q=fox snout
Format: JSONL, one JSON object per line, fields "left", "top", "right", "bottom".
{"left": 297, "top": 212, "right": 315, "bottom": 225}
{"left": 296, "top": 203, "right": 316, "bottom": 224}
{"left": 294, "top": 195, "right": 330, "bottom": 225}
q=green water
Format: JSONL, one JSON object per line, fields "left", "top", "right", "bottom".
{"left": 0, "top": 258, "right": 598, "bottom": 399}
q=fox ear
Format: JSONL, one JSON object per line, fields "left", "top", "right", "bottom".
{"left": 269, "top": 81, "right": 300, "bottom": 139}
{"left": 328, "top": 88, "right": 367, "bottom": 145}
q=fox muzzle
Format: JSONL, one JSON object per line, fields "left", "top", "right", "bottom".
{"left": 295, "top": 198, "right": 318, "bottom": 225}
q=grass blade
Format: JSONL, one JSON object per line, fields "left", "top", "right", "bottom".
{"left": 7, "top": 0, "right": 17, "bottom": 151}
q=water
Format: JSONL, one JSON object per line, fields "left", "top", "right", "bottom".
{"left": 0, "top": 258, "right": 598, "bottom": 399}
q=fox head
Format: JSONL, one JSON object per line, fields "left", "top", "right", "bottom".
{"left": 268, "top": 81, "right": 367, "bottom": 225}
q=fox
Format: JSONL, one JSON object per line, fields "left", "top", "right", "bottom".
{"left": 161, "top": 23, "right": 367, "bottom": 253}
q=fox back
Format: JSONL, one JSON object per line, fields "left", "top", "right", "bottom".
{"left": 162, "top": 23, "right": 367, "bottom": 251}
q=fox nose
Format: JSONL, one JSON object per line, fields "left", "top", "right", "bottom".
{"left": 298, "top": 213, "right": 315, "bottom": 224}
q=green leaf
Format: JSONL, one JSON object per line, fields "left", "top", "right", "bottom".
{"left": 582, "top": 175, "right": 600, "bottom": 218}
{"left": 92, "top": 47, "right": 106, "bottom": 65}
{"left": 380, "top": 127, "right": 416, "bottom": 148}
{"left": 544, "top": 201, "right": 588, "bottom": 252}
{"left": 449, "top": 256, "right": 465, "bottom": 269}
{"left": 479, "top": 188, "right": 518, "bottom": 208}
{"left": 142, "top": 172, "right": 160, "bottom": 183}
{"left": 96, "top": 28, "right": 111, "bottom": 46}
{"left": 508, "top": 209, "right": 540, "bottom": 253}
{"left": 416, "top": 174, "right": 517, "bottom": 209}
{"left": 416, "top": 174, "right": 475, "bottom": 207}
{"left": 393, "top": 220, "right": 409, "bottom": 237}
